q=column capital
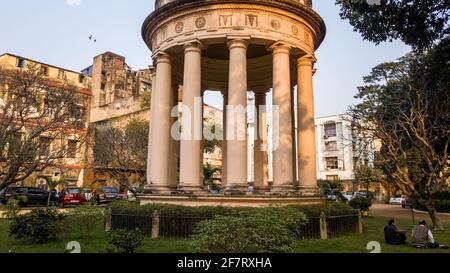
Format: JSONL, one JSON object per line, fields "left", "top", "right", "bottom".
{"left": 153, "top": 52, "right": 171, "bottom": 65}
{"left": 183, "top": 40, "right": 204, "bottom": 53}
{"left": 297, "top": 54, "right": 317, "bottom": 67}
{"left": 227, "top": 39, "right": 249, "bottom": 50}
{"left": 269, "top": 42, "right": 292, "bottom": 55}
{"left": 253, "top": 87, "right": 270, "bottom": 94}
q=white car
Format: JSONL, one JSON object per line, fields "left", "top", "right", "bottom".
{"left": 342, "top": 192, "right": 355, "bottom": 202}
{"left": 389, "top": 196, "right": 404, "bottom": 205}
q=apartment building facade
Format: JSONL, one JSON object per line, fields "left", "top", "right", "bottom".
{"left": 0, "top": 53, "right": 92, "bottom": 188}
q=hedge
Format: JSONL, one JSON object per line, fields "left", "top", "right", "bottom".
{"left": 108, "top": 200, "right": 356, "bottom": 218}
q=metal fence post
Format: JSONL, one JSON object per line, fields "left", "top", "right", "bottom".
{"left": 151, "top": 210, "right": 160, "bottom": 239}
{"left": 319, "top": 211, "right": 328, "bottom": 240}
{"left": 105, "top": 208, "right": 112, "bottom": 232}
{"left": 358, "top": 210, "right": 363, "bottom": 234}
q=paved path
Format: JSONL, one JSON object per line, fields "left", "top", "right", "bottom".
{"left": 370, "top": 203, "right": 450, "bottom": 224}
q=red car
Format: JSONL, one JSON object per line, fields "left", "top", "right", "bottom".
{"left": 58, "top": 188, "right": 87, "bottom": 207}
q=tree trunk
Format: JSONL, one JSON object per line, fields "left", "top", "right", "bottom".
{"left": 47, "top": 191, "right": 52, "bottom": 207}
{"left": 426, "top": 204, "right": 444, "bottom": 231}
{"left": 418, "top": 196, "right": 445, "bottom": 231}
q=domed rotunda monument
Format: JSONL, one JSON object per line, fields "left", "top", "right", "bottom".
{"left": 142, "top": 0, "right": 326, "bottom": 205}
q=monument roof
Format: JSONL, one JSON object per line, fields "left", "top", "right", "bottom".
{"left": 156, "top": 0, "right": 312, "bottom": 9}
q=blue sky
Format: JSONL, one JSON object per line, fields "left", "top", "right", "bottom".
{"left": 0, "top": 0, "right": 411, "bottom": 117}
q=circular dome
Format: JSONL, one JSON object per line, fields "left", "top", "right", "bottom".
{"left": 143, "top": 0, "right": 326, "bottom": 90}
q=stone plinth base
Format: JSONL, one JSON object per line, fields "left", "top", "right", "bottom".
{"left": 138, "top": 194, "right": 324, "bottom": 207}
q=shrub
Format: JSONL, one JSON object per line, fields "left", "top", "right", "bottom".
{"left": 349, "top": 196, "right": 373, "bottom": 213}
{"left": 66, "top": 205, "right": 105, "bottom": 238}
{"left": 190, "top": 206, "right": 308, "bottom": 253}
{"left": 108, "top": 200, "right": 356, "bottom": 218}
{"left": 289, "top": 201, "right": 356, "bottom": 217}
{"left": 107, "top": 229, "right": 145, "bottom": 253}
{"left": 9, "top": 209, "right": 66, "bottom": 244}
{"left": 4, "top": 198, "right": 21, "bottom": 219}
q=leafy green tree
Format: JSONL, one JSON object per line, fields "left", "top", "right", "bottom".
{"left": 336, "top": 0, "right": 450, "bottom": 50}
{"left": 203, "top": 119, "right": 222, "bottom": 154}
{"left": 354, "top": 165, "right": 385, "bottom": 192}
{"left": 44, "top": 177, "right": 66, "bottom": 207}
{"left": 349, "top": 39, "right": 450, "bottom": 229}
{"left": 203, "top": 163, "right": 221, "bottom": 191}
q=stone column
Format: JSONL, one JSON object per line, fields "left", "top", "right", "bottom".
{"left": 271, "top": 43, "right": 295, "bottom": 193}
{"left": 225, "top": 39, "right": 248, "bottom": 194}
{"left": 253, "top": 91, "right": 269, "bottom": 194}
{"left": 168, "top": 84, "right": 179, "bottom": 189}
{"left": 147, "top": 53, "right": 173, "bottom": 194}
{"left": 179, "top": 42, "right": 203, "bottom": 193}
{"left": 297, "top": 55, "right": 318, "bottom": 195}
{"left": 221, "top": 92, "right": 228, "bottom": 191}
{"left": 146, "top": 68, "right": 156, "bottom": 184}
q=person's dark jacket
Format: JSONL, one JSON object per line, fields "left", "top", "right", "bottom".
{"left": 384, "top": 224, "right": 403, "bottom": 245}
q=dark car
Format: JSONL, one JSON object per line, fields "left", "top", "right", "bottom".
{"left": 91, "top": 187, "right": 120, "bottom": 205}
{"left": 58, "top": 188, "right": 87, "bottom": 207}
{"left": 0, "top": 187, "right": 55, "bottom": 206}
{"left": 402, "top": 196, "right": 415, "bottom": 208}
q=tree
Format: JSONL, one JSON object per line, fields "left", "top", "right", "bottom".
{"left": 44, "top": 177, "right": 66, "bottom": 207}
{"left": 203, "top": 163, "right": 221, "bottom": 191}
{"left": 317, "top": 179, "right": 347, "bottom": 202}
{"left": 92, "top": 118, "right": 149, "bottom": 197}
{"left": 336, "top": 0, "right": 450, "bottom": 50}
{"left": 349, "top": 39, "right": 450, "bottom": 230}
{"left": 203, "top": 119, "right": 222, "bottom": 154}
{"left": 0, "top": 65, "right": 87, "bottom": 191}
{"left": 354, "top": 164, "right": 385, "bottom": 192}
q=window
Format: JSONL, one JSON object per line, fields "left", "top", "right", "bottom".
{"left": 101, "top": 83, "right": 106, "bottom": 90}
{"left": 326, "top": 157, "right": 339, "bottom": 170}
{"left": 67, "top": 140, "right": 77, "bottom": 158}
{"left": 39, "top": 137, "right": 51, "bottom": 157}
{"left": 7, "top": 133, "right": 22, "bottom": 157}
{"left": 325, "top": 141, "right": 338, "bottom": 151}
{"left": 58, "top": 70, "right": 66, "bottom": 80}
{"left": 326, "top": 175, "right": 339, "bottom": 181}
{"left": 324, "top": 122, "right": 337, "bottom": 138}
{"left": 17, "top": 58, "right": 25, "bottom": 68}
{"left": 39, "top": 66, "right": 49, "bottom": 76}
{"left": 79, "top": 74, "right": 85, "bottom": 84}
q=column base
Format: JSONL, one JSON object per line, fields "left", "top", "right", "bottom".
{"left": 146, "top": 185, "right": 177, "bottom": 195}
{"left": 177, "top": 184, "right": 205, "bottom": 195}
{"left": 270, "top": 184, "right": 297, "bottom": 196}
{"left": 253, "top": 186, "right": 269, "bottom": 195}
{"left": 224, "top": 184, "right": 249, "bottom": 195}
{"left": 297, "top": 186, "right": 319, "bottom": 197}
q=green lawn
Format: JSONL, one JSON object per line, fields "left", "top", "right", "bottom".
{"left": 295, "top": 216, "right": 450, "bottom": 253}
{"left": 1, "top": 216, "right": 449, "bottom": 253}
{"left": 0, "top": 220, "right": 191, "bottom": 253}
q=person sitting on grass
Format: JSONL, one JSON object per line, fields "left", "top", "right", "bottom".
{"left": 384, "top": 218, "right": 407, "bottom": 245}
{"left": 412, "top": 220, "right": 440, "bottom": 249}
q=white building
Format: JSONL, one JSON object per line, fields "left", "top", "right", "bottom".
{"left": 315, "top": 114, "right": 375, "bottom": 191}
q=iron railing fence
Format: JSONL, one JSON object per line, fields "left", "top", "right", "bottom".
{"left": 108, "top": 208, "right": 361, "bottom": 240}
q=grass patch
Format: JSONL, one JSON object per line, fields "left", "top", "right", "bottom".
{"left": 1, "top": 216, "right": 449, "bottom": 253}
{"left": 294, "top": 216, "right": 450, "bottom": 253}
{"left": 0, "top": 219, "right": 192, "bottom": 253}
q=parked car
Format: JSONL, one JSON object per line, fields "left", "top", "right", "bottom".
{"left": 81, "top": 188, "right": 93, "bottom": 202}
{"left": 342, "top": 191, "right": 355, "bottom": 202}
{"left": 402, "top": 196, "right": 415, "bottom": 208}
{"left": 0, "top": 187, "right": 55, "bottom": 206}
{"left": 389, "top": 196, "right": 403, "bottom": 205}
{"left": 326, "top": 194, "right": 338, "bottom": 201}
{"left": 91, "top": 187, "right": 120, "bottom": 205}
{"left": 58, "top": 188, "right": 87, "bottom": 207}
